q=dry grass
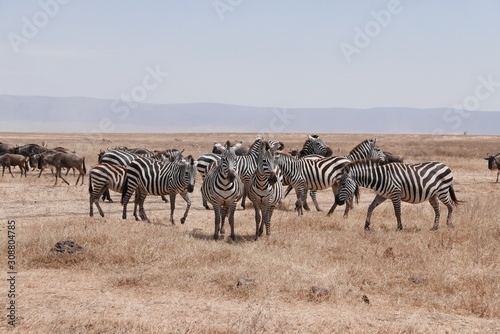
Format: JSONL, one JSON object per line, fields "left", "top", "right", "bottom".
{"left": 0, "top": 132, "right": 499, "bottom": 333}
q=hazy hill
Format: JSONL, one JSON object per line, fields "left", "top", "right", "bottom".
{"left": 1, "top": 95, "right": 499, "bottom": 135}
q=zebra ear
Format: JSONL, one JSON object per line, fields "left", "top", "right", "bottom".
{"left": 214, "top": 142, "right": 225, "bottom": 152}
{"left": 233, "top": 141, "right": 242, "bottom": 150}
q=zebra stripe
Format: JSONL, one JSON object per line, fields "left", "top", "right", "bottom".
{"left": 248, "top": 140, "right": 283, "bottom": 240}
{"left": 277, "top": 154, "right": 350, "bottom": 216}
{"left": 89, "top": 163, "right": 127, "bottom": 217}
{"left": 325, "top": 138, "right": 386, "bottom": 217}
{"left": 201, "top": 141, "right": 243, "bottom": 241}
{"left": 335, "top": 159, "right": 459, "bottom": 230}
{"left": 298, "top": 134, "right": 333, "bottom": 158}
{"left": 121, "top": 156, "right": 197, "bottom": 224}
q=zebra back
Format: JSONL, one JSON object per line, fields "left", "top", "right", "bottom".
{"left": 346, "top": 138, "right": 386, "bottom": 162}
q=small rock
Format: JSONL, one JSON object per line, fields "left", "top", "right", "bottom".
{"left": 362, "top": 294, "right": 370, "bottom": 304}
{"left": 236, "top": 277, "right": 255, "bottom": 288}
{"left": 50, "top": 240, "right": 84, "bottom": 254}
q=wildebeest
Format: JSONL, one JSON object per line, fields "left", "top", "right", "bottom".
{"left": 383, "top": 151, "right": 404, "bottom": 163}
{"left": 0, "top": 153, "right": 29, "bottom": 177}
{"left": 0, "top": 142, "right": 17, "bottom": 156}
{"left": 485, "top": 153, "right": 500, "bottom": 182}
{"left": 38, "top": 152, "right": 86, "bottom": 185}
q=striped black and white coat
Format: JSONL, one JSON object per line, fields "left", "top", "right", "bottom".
{"left": 335, "top": 159, "right": 459, "bottom": 231}
{"left": 201, "top": 141, "right": 243, "bottom": 241}
{"left": 121, "top": 156, "right": 197, "bottom": 225}
{"left": 248, "top": 140, "right": 283, "bottom": 240}
{"left": 98, "top": 148, "right": 183, "bottom": 202}
{"left": 88, "top": 163, "right": 127, "bottom": 217}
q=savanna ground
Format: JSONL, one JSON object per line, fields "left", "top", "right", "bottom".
{"left": 1, "top": 132, "right": 500, "bottom": 333}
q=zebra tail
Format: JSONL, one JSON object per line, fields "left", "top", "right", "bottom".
{"left": 283, "top": 185, "right": 293, "bottom": 198}
{"left": 82, "top": 157, "right": 87, "bottom": 175}
{"left": 449, "top": 185, "right": 462, "bottom": 205}
{"left": 88, "top": 173, "right": 93, "bottom": 194}
{"left": 121, "top": 175, "right": 129, "bottom": 205}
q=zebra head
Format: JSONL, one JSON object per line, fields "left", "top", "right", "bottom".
{"left": 183, "top": 155, "right": 198, "bottom": 193}
{"left": 368, "top": 138, "right": 386, "bottom": 162}
{"left": 258, "top": 140, "right": 279, "bottom": 185}
{"left": 335, "top": 165, "right": 359, "bottom": 206}
{"left": 214, "top": 141, "right": 240, "bottom": 183}
{"left": 299, "top": 134, "right": 332, "bottom": 158}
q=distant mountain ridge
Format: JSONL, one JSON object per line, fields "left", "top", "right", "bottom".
{"left": 1, "top": 95, "right": 499, "bottom": 135}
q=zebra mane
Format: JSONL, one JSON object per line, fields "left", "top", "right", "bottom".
{"left": 348, "top": 139, "right": 375, "bottom": 155}
{"left": 345, "top": 158, "right": 385, "bottom": 170}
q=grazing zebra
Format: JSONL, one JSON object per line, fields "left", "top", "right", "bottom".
{"left": 89, "top": 163, "right": 128, "bottom": 217}
{"left": 277, "top": 153, "right": 351, "bottom": 216}
{"left": 248, "top": 140, "right": 283, "bottom": 240}
{"left": 121, "top": 156, "right": 198, "bottom": 224}
{"left": 335, "top": 159, "right": 459, "bottom": 231}
{"left": 484, "top": 153, "right": 500, "bottom": 182}
{"left": 325, "top": 138, "right": 386, "bottom": 217}
{"left": 201, "top": 141, "right": 243, "bottom": 241}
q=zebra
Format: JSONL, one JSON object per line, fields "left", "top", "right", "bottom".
{"left": 121, "top": 156, "right": 198, "bottom": 224}
{"left": 201, "top": 141, "right": 243, "bottom": 241}
{"left": 325, "top": 138, "right": 386, "bottom": 217}
{"left": 335, "top": 159, "right": 459, "bottom": 231}
{"left": 297, "top": 134, "right": 333, "bottom": 158}
{"left": 484, "top": 153, "right": 500, "bottom": 182}
{"left": 282, "top": 138, "right": 385, "bottom": 216}
{"left": 276, "top": 153, "right": 351, "bottom": 216}
{"left": 248, "top": 140, "right": 283, "bottom": 240}
{"left": 282, "top": 134, "right": 332, "bottom": 211}
{"left": 99, "top": 148, "right": 183, "bottom": 202}
{"left": 197, "top": 138, "right": 283, "bottom": 210}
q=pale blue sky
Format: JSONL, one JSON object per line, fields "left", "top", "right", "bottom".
{"left": 1, "top": 0, "right": 499, "bottom": 110}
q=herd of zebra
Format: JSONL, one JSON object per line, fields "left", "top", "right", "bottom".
{"left": 83, "top": 135, "right": 462, "bottom": 240}
{"left": 7, "top": 135, "right": 500, "bottom": 239}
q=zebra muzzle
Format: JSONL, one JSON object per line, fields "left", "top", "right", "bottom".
{"left": 268, "top": 173, "right": 277, "bottom": 185}
{"left": 187, "top": 184, "right": 195, "bottom": 193}
{"left": 335, "top": 195, "right": 345, "bottom": 206}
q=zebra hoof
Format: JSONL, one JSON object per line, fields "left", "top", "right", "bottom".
{"left": 180, "top": 218, "right": 186, "bottom": 224}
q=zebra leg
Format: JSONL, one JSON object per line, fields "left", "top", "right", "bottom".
{"left": 439, "top": 193, "right": 455, "bottom": 228}
{"left": 497, "top": 171, "right": 499, "bottom": 183}
{"left": 253, "top": 204, "right": 262, "bottom": 240}
{"left": 203, "top": 196, "right": 210, "bottom": 210}
{"left": 138, "top": 194, "right": 150, "bottom": 223}
{"left": 390, "top": 195, "right": 403, "bottom": 231}
{"left": 168, "top": 192, "right": 177, "bottom": 224}
{"left": 365, "top": 195, "right": 387, "bottom": 230}
{"left": 92, "top": 186, "right": 107, "bottom": 217}
{"left": 429, "top": 195, "right": 441, "bottom": 231}
{"left": 179, "top": 192, "right": 191, "bottom": 225}
{"left": 228, "top": 202, "right": 238, "bottom": 241}
{"left": 240, "top": 186, "right": 247, "bottom": 209}
{"left": 213, "top": 205, "right": 222, "bottom": 240}
{"left": 220, "top": 206, "right": 227, "bottom": 235}
{"left": 310, "top": 191, "right": 321, "bottom": 211}
{"left": 265, "top": 206, "right": 276, "bottom": 237}
{"left": 162, "top": 195, "right": 168, "bottom": 203}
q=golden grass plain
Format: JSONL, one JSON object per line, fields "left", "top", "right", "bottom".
{"left": 0, "top": 132, "right": 499, "bottom": 333}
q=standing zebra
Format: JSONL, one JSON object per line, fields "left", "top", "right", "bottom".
{"left": 201, "top": 141, "right": 243, "bottom": 241}
{"left": 197, "top": 138, "right": 283, "bottom": 210}
{"left": 325, "top": 138, "right": 386, "bottom": 217}
{"left": 248, "top": 140, "right": 283, "bottom": 240}
{"left": 282, "top": 134, "right": 332, "bottom": 211}
{"left": 335, "top": 159, "right": 459, "bottom": 231}
{"left": 277, "top": 154, "right": 351, "bottom": 216}
{"left": 282, "top": 138, "right": 385, "bottom": 216}
{"left": 121, "top": 156, "right": 198, "bottom": 224}
{"left": 99, "top": 148, "right": 182, "bottom": 202}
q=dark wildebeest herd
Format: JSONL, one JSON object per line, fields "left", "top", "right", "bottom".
{"left": 1, "top": 136, "right": 498, "bottom": 239}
